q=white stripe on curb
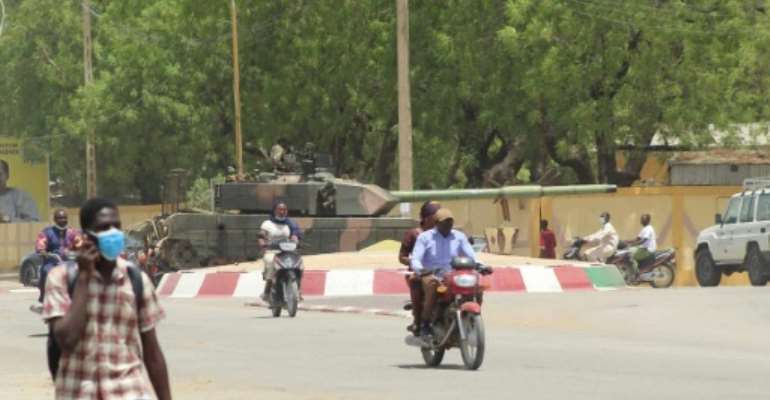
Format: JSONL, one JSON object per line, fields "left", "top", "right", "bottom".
{"left": 520, "top": 266, "right": 562, "bottom": 293}
{"left": 323, "top": 270, "right": 374, "bottom": 296}
{"left": 170, "top": 273, "right": 207, "bottom": 298}
{"left": 233, "top": 272, "right": 263, "bottom": 298}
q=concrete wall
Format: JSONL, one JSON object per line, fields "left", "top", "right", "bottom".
{"left": 0, "top": 204, "right": 162, "bottom": 271}
{"left": 406, "top": 186, "right": 747, "bottom": 287}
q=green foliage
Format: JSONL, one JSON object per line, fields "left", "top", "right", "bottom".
{"left": 1, "top": 0, "right": 769, "bottom": 202}
{"left": 185, "top": 174, "right": 224, "bottom": 211}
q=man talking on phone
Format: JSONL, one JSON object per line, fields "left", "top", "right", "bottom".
{"left": 42, "top": 198, "right": 171, "bottom": 400}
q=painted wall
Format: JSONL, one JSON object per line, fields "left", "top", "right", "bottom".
{"left": 0, "top": 204, "right": 162, "bottom": 271}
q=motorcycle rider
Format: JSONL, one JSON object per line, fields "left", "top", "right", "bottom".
{"left": 581, "top": 211, "right": 619, "bottom": 262}
{"left": 398, "top": 201, "right": 441, "bottom": 334}
{"left": 30, "top": 209, "right": 80, "bottom": 313}
{"left": 411, "top": 208, "right": 477, "bottom": 340}
{"left": 258, "top": 201, "right": 302, "bottom": 302}
{"left": 625, "top": 213, "right": 656, "bottom": 278}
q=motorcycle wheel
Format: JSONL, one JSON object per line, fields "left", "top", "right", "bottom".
{"left": 459, "top": 314, "right": 485, "bottom": 370}
{"left": 271, "top": 281, "right": 282, "bottom": 318}
{"left": 420, "top": 347, "right": 445, "bottom": 367}
{"left": 284, "top": 278, "right": 299, "bottom": 318}
{"left": 20, "top": 260, "right": 39, "bottom": 287}
{"left": 650, "top": 263, "right": 675, "bottom": 289}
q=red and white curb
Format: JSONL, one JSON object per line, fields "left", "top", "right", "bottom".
{"left": 156, "top": 264, "right": 625, "bottom": 298}
{"left": 245, "top": 301, "right": 411, "bottom": 318}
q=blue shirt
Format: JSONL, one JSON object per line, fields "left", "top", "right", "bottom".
{"left": 410, "top": 228, "right": 477, "bottom": 277}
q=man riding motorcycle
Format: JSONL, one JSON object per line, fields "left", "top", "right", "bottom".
{"left": 398, "top": 201, "right": 441, "bottom": 334}
{"left": 258, "top": 201, "right": 302, "bottom": 301}
{"left": 410, "top": 208, "right": 478, "bottom": 340}
{"left": 624, "top": 213, "right": 656, "bottom": 278}
{"left": 30, "top": 209, "right": 80, "bottom": 312}
{"left": 581, "top": 212, "right": 619, "bottom": 263}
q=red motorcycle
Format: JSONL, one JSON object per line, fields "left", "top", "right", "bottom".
{"left": 405, "top": 257, "right": 492, "bottom": 370}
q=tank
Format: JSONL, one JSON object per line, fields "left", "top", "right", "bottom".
{"left": 127, "top": 165, "right": 416, "bottom": 269}
{"left": 127, "top": 159, "right": 617, "bottom": 269}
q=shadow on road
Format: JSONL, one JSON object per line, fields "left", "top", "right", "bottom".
{"left": 395, "top": 364, "right": 466, "bottom": 371}
{"left": 27, "top": 333, "right": 48, "bottom": 338}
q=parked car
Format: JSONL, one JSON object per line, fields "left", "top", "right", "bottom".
{"left": 695, "top": 177, "right": 770, "bottom": 287}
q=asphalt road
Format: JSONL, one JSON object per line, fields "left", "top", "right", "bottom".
{"left": 2, "top": 281, "right": 770, "bottom": 399}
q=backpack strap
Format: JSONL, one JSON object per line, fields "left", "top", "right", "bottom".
{"left": 125, "top": 263, "right": 145, "bottom": 312}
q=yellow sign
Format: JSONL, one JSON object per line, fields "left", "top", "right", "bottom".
{"left": 0, "top": 137, "right": 49, "bottom": 222}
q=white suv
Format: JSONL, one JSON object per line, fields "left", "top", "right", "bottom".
{"left": 695, "top": 178, "right": 770, "bottom": 286}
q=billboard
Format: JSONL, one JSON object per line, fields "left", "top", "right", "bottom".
{"left": 0, "top": 137, "right": 49, "bottom": 222}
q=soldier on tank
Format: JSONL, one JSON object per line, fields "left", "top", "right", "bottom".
{"left": 316, "top": 181, "right": 337, "bottom": 216}
{"left": 270, "top": 138, "right": 292, "bottom": 172}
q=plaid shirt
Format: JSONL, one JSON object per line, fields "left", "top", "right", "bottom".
{"left": 42, "top": 258, "right": 165, "bottom": 400}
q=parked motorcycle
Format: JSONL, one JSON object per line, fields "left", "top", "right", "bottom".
{"left": 268, "top": 239, "right": 304, "bottom": 318}
{"left": 405, "top": 257, "right": 493, "bottom": 370}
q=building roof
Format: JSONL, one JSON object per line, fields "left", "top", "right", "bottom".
{"left": 669, "top": 148, "right": 770, "bottom": 165}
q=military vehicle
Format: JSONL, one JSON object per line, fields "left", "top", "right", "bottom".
{"left": 127, "top": 157, "right": 416, "bottom": 269}
{"left": 127, "top": 155, "right": 617, "bottom": 270}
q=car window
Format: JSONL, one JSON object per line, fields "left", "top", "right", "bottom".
{"left": 723, "top": 197, "right": 740, "bottom": 224}
{"left": 739, "top": 195, "right": 755, "bottom": 223}
{"left": 758, "top": 193, "right": 770, "bottom": 221}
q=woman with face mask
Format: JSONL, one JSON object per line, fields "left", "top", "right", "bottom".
{"left": 258, "top": 201, "right": 302, "bottom": 301}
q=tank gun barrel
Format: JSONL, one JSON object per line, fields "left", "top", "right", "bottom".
{"left": 390, "top": 184, "right": 617, "bottom": 203}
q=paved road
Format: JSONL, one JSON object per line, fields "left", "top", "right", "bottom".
{"left": 2, "top": 283, "right": 770, "bottom": 399}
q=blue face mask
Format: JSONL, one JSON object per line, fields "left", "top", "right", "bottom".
{"left": 89, "top": 228, "right": 125, "bottom": 261}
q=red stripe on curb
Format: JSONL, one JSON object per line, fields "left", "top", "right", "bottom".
{"left": 484, "top": 268, "right": 525, "bottom": 292}
{"left": 198, "top": 272, "right": 240, "bottom": 296}
{"left": 301, "top": 270, "right": 327, "bottom": 296}
{"left": 373, "top": 270, "right": 409, "bottom": 294}
{"left": 553, "top": 266, "right": 594, "bottom": 290}
{"left": 157, "top": 273, "right": 181, "bottom": 297}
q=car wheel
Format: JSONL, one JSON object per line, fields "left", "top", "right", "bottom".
{"left": 695, "top": 248, "right": 721, "bottom": 287}
{"left": 746, "top": 246, "right": 768, "bottom": 287}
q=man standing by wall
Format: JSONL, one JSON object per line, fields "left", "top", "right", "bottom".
{"left": 539, "top": 219, "right": 556, "bottom": 259}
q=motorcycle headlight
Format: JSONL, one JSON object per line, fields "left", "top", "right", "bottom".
{"left": 279, "top": 241, "right": 297, "bottom": 252}
{"left": 453, "top": 274, "right": 478, "bottom": 288}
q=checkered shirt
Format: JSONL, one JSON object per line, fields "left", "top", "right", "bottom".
{"left": 42, "top": 258, "right": 165, "bottom": 400}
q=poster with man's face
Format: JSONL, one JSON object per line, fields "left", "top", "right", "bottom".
{"left": 0, "top": 137, "right": 49, "bottom": 222}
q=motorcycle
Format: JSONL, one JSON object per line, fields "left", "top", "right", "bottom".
{"left": 19, "top": 252, "right": 66, "bottom": 287}
{"left": 268, "top": 239, "right": 304, "bottom": 318}
{"left": 562, "top": 237, "right": 588, "bottom": 261}
{"left": 608, "top": 243, "right": 676, "bottom": 288}
{"left": 405, "top": 257, "right": 493, "bottom": 370}
{"left": 564, "top": 237, "right": 675, "bottom": 288}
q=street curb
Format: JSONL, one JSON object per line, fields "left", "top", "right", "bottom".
{"left": 244, "top": 301, "right": 410, "bottom": 318}
{"left": 159, "top": 265, "right": 625, "bottom": 298}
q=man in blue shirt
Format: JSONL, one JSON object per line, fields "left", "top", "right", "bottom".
{"left": 411, "top": 208, "right": 477, "bottom": 338}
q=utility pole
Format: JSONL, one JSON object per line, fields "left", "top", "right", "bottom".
{"left": 230, "top": 0, "right": 244, "bottom": 179}
{"left": 82, "top": 0, "right": 97, "bottom": 198}
{"left": 396, "top": 0, "right": 413, "bottom": 194}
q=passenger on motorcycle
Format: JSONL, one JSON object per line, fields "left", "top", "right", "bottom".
{"left": 398, "top": 201, "right": 441, "bottom": 334}
{"left": 410, "top": 208, "right": 477, "bottom": 340}
{"left": 31, "top": 209, "right": 80, "bottom": 312}
{"left": 258, "top": 201, "right": 302, "bottom": 302}
{"left": 624, "top": 214, "right": 656, "bottom": 277}
{"left": 581, "top": 212, "right": 619, "bottom": 263}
